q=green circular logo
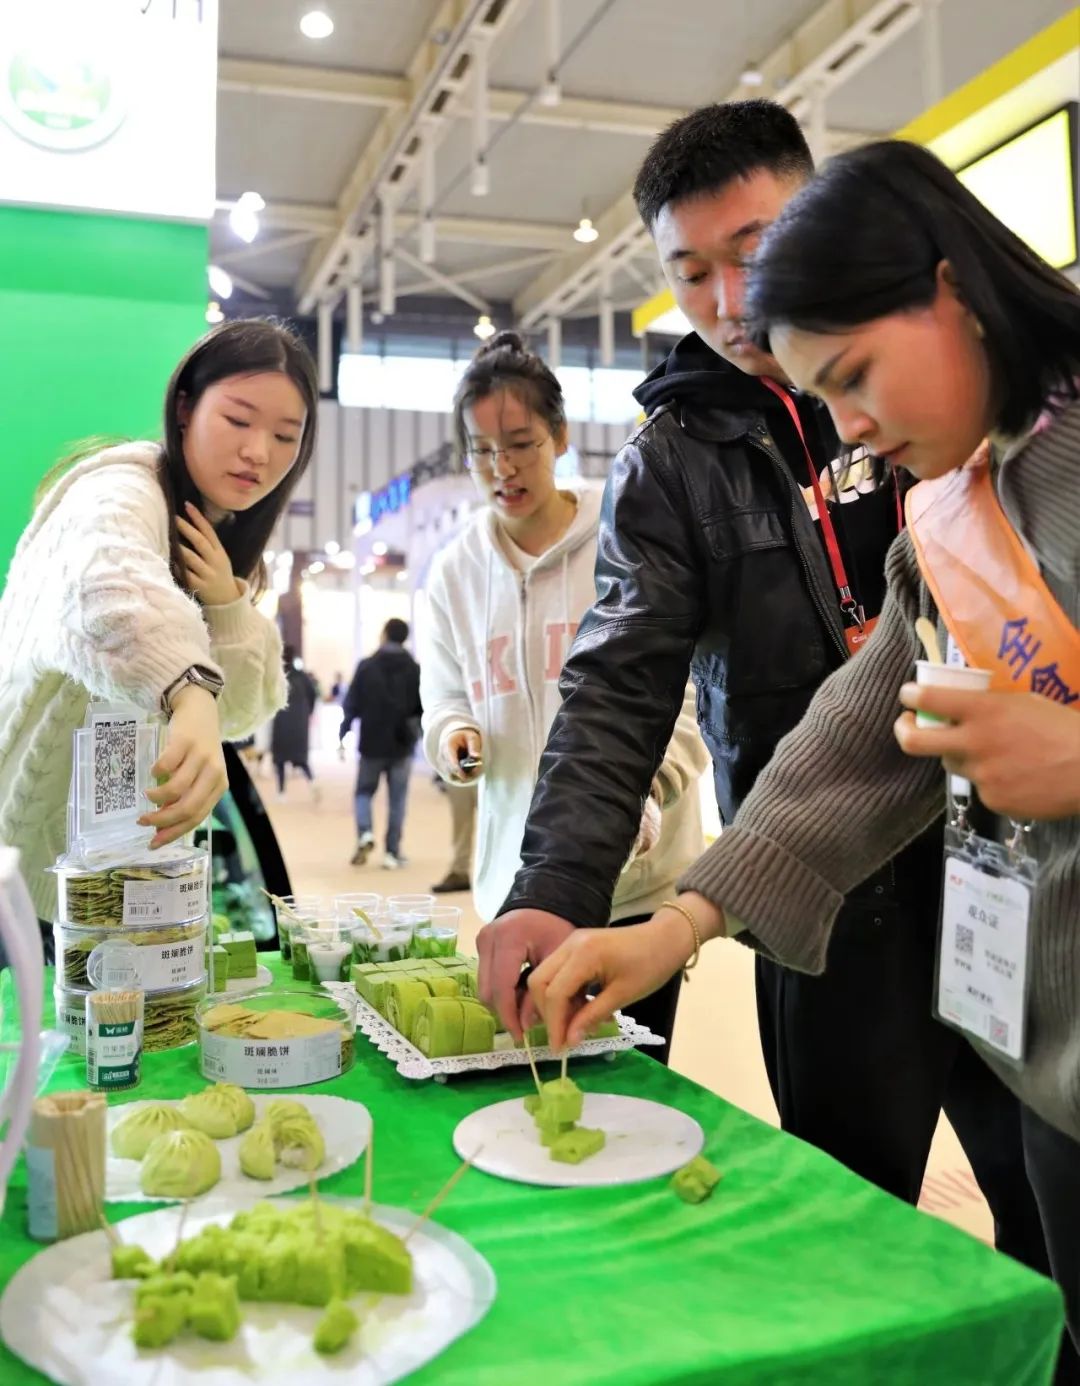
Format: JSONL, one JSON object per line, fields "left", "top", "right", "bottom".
{"left": 1, "top": 40, "right": 125, "bottom": 151}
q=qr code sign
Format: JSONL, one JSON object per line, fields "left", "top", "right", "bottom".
{"left": 955, "top": 923, "right": 975, "bottom": 957}
{"left": 989, "top": 1016, "right": 1009, "bottom": 1050}
{"left": 92, "top": 718, "right": 138, "bottom": 819}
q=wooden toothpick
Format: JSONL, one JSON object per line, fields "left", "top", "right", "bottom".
{"left": 363, "top": 1124, "right": 374, "bottom": 1216}
{"left": 404, "top": 1148, "right": 483, "bottom": 1245}
{"left": 165, "top": 1199, "right": 191, "bottom": 1272}
{"left": 560, "top": 1049, "right": 568, "bottom": 1083}
{"left": 520, "top": 1031, "right": 543, "bottom": 1096}
{"left": 98, "top": 1209, "right": 120, "bottom": 1248}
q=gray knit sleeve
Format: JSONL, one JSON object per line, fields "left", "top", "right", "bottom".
{"left": 678, "top": 530, "right": 945, "bottom": 974}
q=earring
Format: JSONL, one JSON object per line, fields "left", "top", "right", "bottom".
{"left": 973, "top": 316, "right": 986, "bottom": 339}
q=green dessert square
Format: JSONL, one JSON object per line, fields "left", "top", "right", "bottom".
{"left": 549, "top": 1127, "right": 606, "bottom": 1164}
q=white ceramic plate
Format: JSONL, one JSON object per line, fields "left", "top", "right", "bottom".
{"left": 106, "top": 1094, "right": 370, "bottom": 1204}
{"left": 208, "top": 962, "right": 273, "bottom": 997}
{"left": 0, "top": 1196, "right": 496, "bottom": 1386}
{"left": 453, "top": 1093, "right": 704, "bottom": 1188}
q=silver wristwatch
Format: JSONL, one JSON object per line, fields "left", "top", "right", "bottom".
{"left": 161, "top": 664, "right": 224, "bottom": 715}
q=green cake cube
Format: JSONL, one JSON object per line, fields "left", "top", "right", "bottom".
{"left": 112, "top": 1244, "right": 157, "bottom": 1280}
{"left": 538, "top": 1077, "right": 583, "bottom": 1126}
{"left": 220, "top": 931, "right": 257, "bottom": 979}
{"left": 188, "top": 1272, "right": 241, "bottom": 1341}
{"left": 670, "top": 1155, "right": 722, "bottom": 1204}
{"left": 132, "top": 1293, "right": 188, "bottom": 1348}
{"left": 210, "top": 945, "right": 230, "bottom": 989}
{"left": 549, "top": 1127, "right": 606, "bottom": 1164}
{"left": 314, "top": 1297, "right": 359, "bottom": 1354}
{"left": 539, "top": 1119, "right": 576, "bottom": 1148}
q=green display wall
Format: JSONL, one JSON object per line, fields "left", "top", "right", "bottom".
{"left": 0, "top": 206, "right": 207, "bottom": 587}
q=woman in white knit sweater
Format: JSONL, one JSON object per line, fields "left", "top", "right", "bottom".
{"left": 420, "top": 332, "right": 707, "bottom": 1061}
{"left": 0, "top": 318, "right": 319, "bottom": 939}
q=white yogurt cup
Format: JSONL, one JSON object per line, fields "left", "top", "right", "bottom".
{"left": 914, "top": 660, "right": 992, "bottom": 726}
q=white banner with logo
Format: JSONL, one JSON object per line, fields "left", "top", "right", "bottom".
{"left": 0, "top": 0, "right": 217, "bottom": 221}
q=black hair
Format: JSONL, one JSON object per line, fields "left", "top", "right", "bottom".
{"left": 160, "top": 318, "right": 319, "bottom": 597}
{"left": 451, "top": 330, "right": 566, "bottom": 461}
{"left": 633, "top": 99, "right": 813, "bottom": 230}
{"left": 384, "top": 618, "right": 409, "bottom": 645}
{"left": 747, "top": 139, "right": 1080, "bottom": 437}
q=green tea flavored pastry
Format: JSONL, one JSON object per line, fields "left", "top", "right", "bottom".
{"left": 538, "top": 1119, "right": 576, "bottom": 1149}
{"left": 180, "top": 1086, "right": 245, "bottom": 1140}
{"left": 188, "top": 1272, "right": 241, "bottom": 1341}
{"left": 459, "top": 999, "right": 496, "bottom": 1054}
{"left": 132, "top": 1294, "right": 188, "bottom": 1349}
{"left": 220, "top": 931, "right": 258, "bottom": 979}
{"left": 385, "top": 978, "right": 430, "bottom": 1042}
{"left": 140, "top": 1130, "right": 222, "bottom": 1198}
{"left": 314, "top": 1297, "right": 359, "bottom": 1354}
{"left": 412, "top": 996, "right": 465, "bottom": 1058}
{"left": 263, "top": 1098, "right": 310, "bottom": 1131}
{"left": 112, "top": 1244, "right": 157, "bottom": 1279}
{"left": 273, "top": 1115, "right": 325, "bottom": 1172}
{"left": 538, "top": 1077, "right": 583, "bottom": 1126}
{"left": 523, "top": 1093, "right": 542, "bottom": 1117}
{"left": 239, "top": 1121, "right": 276, "bottom": 1180}
{"left": 549, "top": 1127, "right": 606, "bottom": 1164}
{"left": 135, "top": 1271, "right": 197, "bottom": 1307}
{"left": 424, "top": 974, "right": 461, "bottom": 999}
{"left": 670, "top": 1155, "right": 722, "bottom": 1204}
{"left": 210, "top": 944, "right": 229, "bottom": 989}
{"left": 111, "top": 1104, "right": 191, "bottom": 1161}
{"left": 214, "top": 1082, "right": 256, "bottom": 1133}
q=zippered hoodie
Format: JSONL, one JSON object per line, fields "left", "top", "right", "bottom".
{"left": 420, "top": 483, "right": 708, "bottom": 922}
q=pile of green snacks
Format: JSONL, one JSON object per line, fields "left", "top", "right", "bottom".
{"left": 113, "top": 1199, "right": 410, "bottom": 1355}
{"left": 142, "top": 983, "right": 206, "bottom": 1052}
{"left": 524, "top": 1077, "right": 606, "bottom": 1165}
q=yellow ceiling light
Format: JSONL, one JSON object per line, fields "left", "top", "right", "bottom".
{"left": 573, "top": 217, "right": 599, "bottom": 244}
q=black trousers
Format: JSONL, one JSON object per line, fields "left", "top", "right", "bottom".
{"left": 755, "top": 838, "right": 1076, "bottom": 1381}
{"left": 1021, "top": 1104, "right": 1080, "bottom": 1378}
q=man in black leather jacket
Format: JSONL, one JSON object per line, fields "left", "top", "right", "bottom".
{"left": 479, "top": 101, "right": 1050, "bottom": 1272}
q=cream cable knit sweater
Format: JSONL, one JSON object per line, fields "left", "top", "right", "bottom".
{"left": 0, "top": 443, "right": 287, "bottom": 922}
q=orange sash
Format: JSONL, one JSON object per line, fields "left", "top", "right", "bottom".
{"left": 906, "top": 445, "right": 1080, "bottom": 706}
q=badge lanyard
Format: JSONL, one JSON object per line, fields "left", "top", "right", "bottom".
{"left": 934, "top": 781, "right": 1037, "bottom": 1068}
{"left": 761, "top": 379, "right": 901, "bottom": 656}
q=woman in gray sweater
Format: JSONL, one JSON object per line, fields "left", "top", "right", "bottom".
{"left": 528, "top": 141, "right": 1080, "bottom": 1354}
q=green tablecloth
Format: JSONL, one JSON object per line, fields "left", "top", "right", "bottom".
{"left": 0, "top": 959, "right": 1064, "bottom": 1384}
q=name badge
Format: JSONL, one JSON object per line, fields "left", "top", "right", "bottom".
{"left": 935, "top": 822, "right": 1035, "bottom": 1065}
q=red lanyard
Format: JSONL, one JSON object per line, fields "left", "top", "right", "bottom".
{"left": 760, "top": 379, "right": 903, "bottom": 628}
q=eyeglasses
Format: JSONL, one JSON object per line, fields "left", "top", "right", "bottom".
{"left": 463, "top": 436, "right": 550, "bottom": 472}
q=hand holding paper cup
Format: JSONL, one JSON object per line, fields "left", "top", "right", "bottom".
{"left": 911, "top": 620, "right": 992, "bottom": 726}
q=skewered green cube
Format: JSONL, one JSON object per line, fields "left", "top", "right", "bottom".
{"left": 549, "top": 1127, "right": 606, "bottom": 1164}
{"left": 112, "top": 1244, "right": 157, "bottom": 1280}
{"left": 670, "top": 1155, "right": 722, "bottom": 1204}
{"left": 132, "top": 1294, "right": 188, "bottom": 1348}
{"left": 538, "top": 1077, "right": 583, "bottom": 1125}
{"left": 539, "top": 1119, "right": 576, "bottom": 1148}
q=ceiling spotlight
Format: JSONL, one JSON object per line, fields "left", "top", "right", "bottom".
{"left": 573, "top": 217, "right": 599, "bottom": 244}
{"left": 372, "top": 541, "right": 388, "bottom": 556}
{"left": 325, "top": 539, "right": 340, "bottom": 556}
{"left": 473, "top": 313, "right": 496, "bottom": 340}
{"left": 299, "top": 10, "right": 334, "bottom": 39}
{"left": 740, "top": 63, "right": 765, "bottom": 87}
{"left": 205, "top": 300, "right": 224, "bottom": 324}
{"left": 308, "top": 559, "right": 325, "bottom": 575}
{"left": 228, "top": 191, "right": 264, "bottom": 244}
{"left": 208, "top": 264, "right": 233, "bottom": 300}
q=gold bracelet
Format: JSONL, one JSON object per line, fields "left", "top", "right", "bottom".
{"left": 662, "top": 899, "right": 702, "bottom": 979}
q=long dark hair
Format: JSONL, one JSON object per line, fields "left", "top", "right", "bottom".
{"left": 747, "top": 139, "right": 1080, "bottom": 437}
{"left": 451, "top": 330, "right": 566, "bottom": 461}
{"left": 160, "top": 318, "right": 319, "bottom": 596}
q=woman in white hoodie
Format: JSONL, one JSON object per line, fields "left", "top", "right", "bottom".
{"left": 0, "top": 319, "right": 317, "bottom": 947}
{"left": 420, "top": 332, "right": 707, "bottom": 1060}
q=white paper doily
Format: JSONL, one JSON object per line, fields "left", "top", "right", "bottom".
{"left": 321, "top": 982, "right": 661, "bottom": 1081}
{"left": 0, "top": 1196, "right": 496, "bottom": 1386}
{"left": 106, "top": 1094, "right": 371, "bottom": 1204}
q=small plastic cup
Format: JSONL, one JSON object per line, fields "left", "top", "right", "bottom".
{"left": 386, "top": 894, "right": 436, "bottom": 915}
{"left": 333, "top": 893, "right": 383, "bottom": 927}
{"left": 302, "top": 922, "right": 354, "bottom": 984}
{"left": 409, "top": 905, "right": 461, "bottom": 959}
{"left": 274, "top": 894, "right": 326, "bottom": 962}
{"left": 914, "top": 660, "right": 993, "bottom": 727}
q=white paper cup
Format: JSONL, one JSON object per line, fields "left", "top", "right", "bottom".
{"left": 914, "top": 660, "right": 992, "bottom": 726}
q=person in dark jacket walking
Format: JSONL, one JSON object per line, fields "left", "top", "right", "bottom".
{"left": 340, "top": 618, "right": 422, "bottom": 868}
{"left": 477, "top": 100, "right": 1056, "bottom": 1293}
{"left": 270, "top": 644, "right": 319, "bottom": 802}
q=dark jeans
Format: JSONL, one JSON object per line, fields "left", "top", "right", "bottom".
{"left": 611, "top": 911, "right": 682, "bottom": 1067}
{"left": 354, "top": 755, "right": 411, "bottom": 856}
{"left": 755, "top": 854, "right": 1074, "bottom": 1376}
